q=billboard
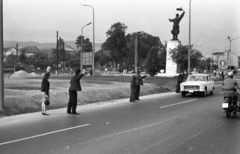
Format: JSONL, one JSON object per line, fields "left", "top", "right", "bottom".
{"left": 83, "top": 52, "right": 92, "bottom": 65}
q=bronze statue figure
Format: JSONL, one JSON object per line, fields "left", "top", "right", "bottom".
{"left": 169, "top": 8, "right": 185, "bottom": 41}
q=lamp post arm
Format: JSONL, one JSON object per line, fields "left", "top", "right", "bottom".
{"left": 82, "top": 4, "right": 95, "bottom": 76}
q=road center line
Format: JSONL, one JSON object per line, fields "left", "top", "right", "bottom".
{"left": 93, "top": 121, "right": 165, "bottom": 142}
{"left": 159, "top": 99, "right": 197, "bottom": 109}
{"left": 0, "top": 123, "right": 91, "bottom": 146}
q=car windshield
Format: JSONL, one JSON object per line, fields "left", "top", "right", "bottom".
{"left": 187, "top": 75, "right": 206, "bottom": 81}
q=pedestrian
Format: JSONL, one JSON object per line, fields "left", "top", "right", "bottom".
{"left": 130, "top": 71, "right": 137, "bottom": 102}
{"left": 213, "top": 70, "right": 216, "bottom": 76}
{"left": 41, "top": 67, "right": 51, "bottom": 115}
{"left": 176, "top": 72, "right": 184, "bottom": 93}
{"left": 135, "top": 71, "right": 147, "bottom": 101}
{"left": 104, "top": 67, "right": 108, "bottom": 74}
{"left": 192, "top": 68, "right": 198, "bottom": 74}
{"left": 67, "top": 69, "right": 85, "bottom": 115}
{"left": 221, "top": 70, "right": 225, "bottom": 81}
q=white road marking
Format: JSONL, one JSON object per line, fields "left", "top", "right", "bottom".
{"left": 93, "top": 121, "right": 165, "bottom": 141}
{"left": 0, "top": 124, "right": 91, "bottom": 146}
{"left": 159, "top": 99, "right": 197, "bottom": 109}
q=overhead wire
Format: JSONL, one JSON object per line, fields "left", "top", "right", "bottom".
{"left": 3, "top": 27, "right": 105, "bottom": 42}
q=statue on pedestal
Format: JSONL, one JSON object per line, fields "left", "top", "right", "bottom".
{"left": 169, "top": 8, "right": 185, "bottom": 41}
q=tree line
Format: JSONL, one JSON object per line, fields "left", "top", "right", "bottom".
{"left": 4, "top": 21, "right": 210, "bottom": 75}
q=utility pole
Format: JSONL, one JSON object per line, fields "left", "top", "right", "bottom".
{"left": 134, "top": 35, "right": 138, "bottom": 73}
{"left": 16, "top": 43, "right": 18, "bottom": 64}
{"left": 56, "top": 31, "right": 58, "bottom": 75}
{"left": 0, "top": 0, "right": 4, "bottom": 110}
{"left": 63, "top": 40, "right": 65, "bottom": 70}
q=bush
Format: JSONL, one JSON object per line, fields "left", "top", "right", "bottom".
{"left": 145, "top": 47, "right": 160, "bottom": 76}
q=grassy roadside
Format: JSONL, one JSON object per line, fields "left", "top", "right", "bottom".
{"left": 1, "top": 75, "right": 178, "bottom": 117}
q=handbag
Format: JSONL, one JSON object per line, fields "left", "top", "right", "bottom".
{"left": 44, "top": 100, "right": 50, "bottom": 106}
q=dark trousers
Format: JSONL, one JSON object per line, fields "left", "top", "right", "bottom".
{"left": 176, "top": 81, "right": 182, "bottom": 93}
{"left": 130, "top": 85, "right": 136, "bottom": 102}
{"left": 135, "top": 85, "right": 140, "bottom": 100}
{"left": 67, "top": 90, "right": 77, "bottom": 113}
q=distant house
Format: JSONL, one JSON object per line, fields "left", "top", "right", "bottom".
{"left": 23, "top": 46, "right": 41, "bottom": 57}
{"left": 5, "top": 47, "right": 21, "bottom": 56}
{"left": 63, "top": 45, "right": 77, "bottom": 55}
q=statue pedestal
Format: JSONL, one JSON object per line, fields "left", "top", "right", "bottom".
{"left": 165, "top": 40, "right": 180, "bottom": 75}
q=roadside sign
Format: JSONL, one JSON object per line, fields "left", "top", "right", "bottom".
{"left": 219, "top": 60, "right": 226, "bottom": 67}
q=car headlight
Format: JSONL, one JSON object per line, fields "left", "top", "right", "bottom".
{"left": 199, "top": 84, "right": 204, "bottom": 89}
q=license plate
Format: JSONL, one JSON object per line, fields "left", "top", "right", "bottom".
{"left": 222, "top": 103, "right": 228, "bottom": 108}
{"left": 189, "top": 90, "right": 194, "bottom": 93}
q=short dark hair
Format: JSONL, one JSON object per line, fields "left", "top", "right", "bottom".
{"left": 75, "top": 69, "right": 81, "bottom": 75}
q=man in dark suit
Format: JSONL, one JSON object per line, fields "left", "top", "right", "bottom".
{"left": 67, "top": 69, "right": 84, "bottom": 114}
{"left": 130, "top": 71, "right": 137, "bottom": 102}
{"left": 135, "top": 71, "right": 147, "bottom": 101}
{"left": 176, "top": 72, "right": 185, "bottom": 93}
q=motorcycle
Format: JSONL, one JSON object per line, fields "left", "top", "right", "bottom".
{"left": 222, "top": 93, "right": 240, "bottom": 118}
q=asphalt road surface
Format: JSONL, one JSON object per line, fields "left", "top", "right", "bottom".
{"left": 1, "top": 83, "right": 240, "bottom": 154}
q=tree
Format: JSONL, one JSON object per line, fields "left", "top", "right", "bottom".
{"left": 169, "top": 44, "right": 203, "bottom": 73}
{"left": 75, "top": 36, "right": 93, "bottom": 53}
{"left": 137, "top": 34, "right": 162, "bottom": 59}
{"left": 198, "top": 58, "right": 211, "bottom": 72}
{"left": 29, "top": 52, "right": 49, "bottom": 69}
{"left": 4, "top": 54, "right": 17, "bottom": 68}
{"left": 19, "top": 48, "right": 28, "bottom": 65}
{"left": 102, "top": 22, "right": 128, "bottom": 66}
{"left": 145, "top": 46, "right": 160, "bottom": 76}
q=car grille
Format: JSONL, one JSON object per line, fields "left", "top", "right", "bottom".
{"left": 184, "top": 85, "right": 199, "bottom": 90}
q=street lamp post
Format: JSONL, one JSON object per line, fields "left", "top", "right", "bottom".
{"left": 188, "top": 0, "right": 192, "bottom": 75}
{"left": 227, "top": 36, "right": 239, "bottom": 70}
{"left": 0, "top": 0, "right": 3, "bottom": 110}
{"left": 82, "top": 4, "right": 95, "bottom": 76}
{"left": 131, "top": 32, "right": 143, "bottom": 73}
{"left": 80, "top": 22, "right": 92, "bottom": 71}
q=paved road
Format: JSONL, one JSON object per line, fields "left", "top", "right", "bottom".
{"left": 0, "top": 84, "right": 240, "bottom": 154}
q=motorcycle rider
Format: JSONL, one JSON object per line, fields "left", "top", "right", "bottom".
{"left": 222, "top": 71, "right": 240, "bottom": 108}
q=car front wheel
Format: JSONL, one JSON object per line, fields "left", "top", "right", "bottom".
{"left": 203, "top": 88, "right": 207, "bottom": 97}
{"left": 210, "top": 87, "right": 214, "bottom": 95}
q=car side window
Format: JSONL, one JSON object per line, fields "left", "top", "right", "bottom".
{"left": 206, "top": 76, "right": 209, "bottom": 81}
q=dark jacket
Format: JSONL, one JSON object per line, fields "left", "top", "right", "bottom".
{"left": 41, "top": 76, "right": 50, "bottom": 95}
{"left": 69, "top": 73, "right": 84, "bottom": 91}
{"left": 131, "top": 75, "right": 137, "bottom": 86}
{"left": 135, "top": 74, "right": 147, "bottom": 86}
{"left": 222, "top": 77, "right": 238, "bottom": 92}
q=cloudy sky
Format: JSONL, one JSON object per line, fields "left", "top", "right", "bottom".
{"left": 3, "top": 0, "right": 240, "bottom": 57}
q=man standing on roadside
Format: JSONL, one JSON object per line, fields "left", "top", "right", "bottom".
{"left": 135, "top": 71, "right": 147, "bottom": 101}
{"left": 130, "top": 71, "right": 137, "bottom": 102}
{"left": 67, "top": 69, "right": 84, "bottom": 115}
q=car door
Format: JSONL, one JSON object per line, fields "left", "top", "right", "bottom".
{"left": 206, "top": 76, "right": 214, "bottom": 90}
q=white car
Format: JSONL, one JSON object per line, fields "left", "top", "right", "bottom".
{"left": 180, "top": 74, "right": 215, "bottom": 97}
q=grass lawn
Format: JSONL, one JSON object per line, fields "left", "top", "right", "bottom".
{"left": 1, "top": 75, "right": 178, "bottom": 117}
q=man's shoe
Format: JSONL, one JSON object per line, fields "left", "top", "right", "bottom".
{"left": 72, "top": 112, "right": 80, "bottom": 115}
{"left": 42, "top": 113, "right": 49, "bottom": 115}
{"left": 67, "top": 112, "right": 72, "bottom": 114}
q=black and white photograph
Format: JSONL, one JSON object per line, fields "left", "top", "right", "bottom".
{"left": 0, "top": 0, "right": 240, "bottom": 153}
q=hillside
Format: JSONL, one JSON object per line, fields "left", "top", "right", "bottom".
{"left": 4, "top": 41, "right": 102, "bottom": 52}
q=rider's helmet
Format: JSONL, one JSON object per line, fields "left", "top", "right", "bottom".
{"left": 228, "top": 71, "right": 233, "bottom": 78}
